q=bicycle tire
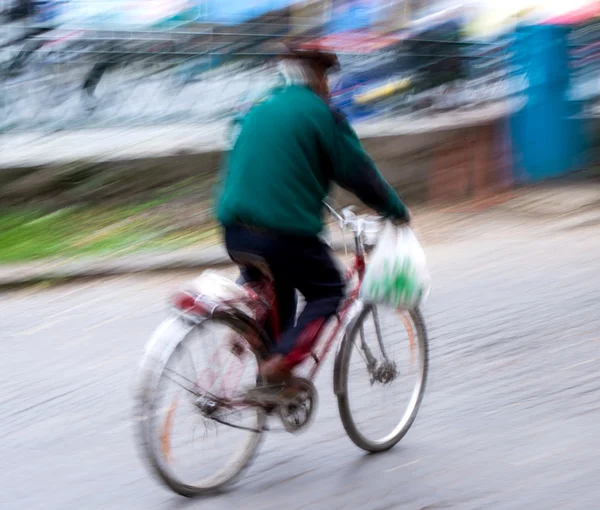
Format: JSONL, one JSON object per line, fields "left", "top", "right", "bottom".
{"left": 134, "top": 315, "right": 267, "bottom": 497}
{"left": 336, "top": 305, "right": 429, "bottom": 453}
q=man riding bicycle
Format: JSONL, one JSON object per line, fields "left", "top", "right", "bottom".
{"left": 216, "top": 44, "right": 410, "bottom": 384}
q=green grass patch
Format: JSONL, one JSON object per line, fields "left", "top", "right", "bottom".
{"left": 0, "top": 201, "right": 217, "bottom": 264}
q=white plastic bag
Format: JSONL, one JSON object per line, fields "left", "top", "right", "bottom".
{"left": 360, "top": 222, "right": 431, "bottom": 309}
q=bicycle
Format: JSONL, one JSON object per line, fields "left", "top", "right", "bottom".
{"left": 134, "top": 205, "right": 429, "bottom": 497}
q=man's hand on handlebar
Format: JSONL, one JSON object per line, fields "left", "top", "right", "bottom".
{"left": 391, "top": 208, "right": 412, "bottom": 226}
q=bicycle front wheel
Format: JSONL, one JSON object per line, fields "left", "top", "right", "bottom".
{"left": 336, "top": 305, "right": 428, "bottom": 452}
{"left": 135, "top": 317, "right": 266, "bottom": 497}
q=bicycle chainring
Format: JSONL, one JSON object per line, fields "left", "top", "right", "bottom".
{"left": 278, "top": 377, "right": 318, "bottom": 434}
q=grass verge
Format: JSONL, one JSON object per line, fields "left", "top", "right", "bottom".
{"left": 0, "top": 199, "right": 219, "bottom": 263}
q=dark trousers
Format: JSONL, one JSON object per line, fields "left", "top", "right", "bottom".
{"left": 224, "top": 225, "right": 344, "bottom": 360}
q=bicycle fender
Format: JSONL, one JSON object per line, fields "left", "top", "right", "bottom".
{"left": 140, "top": 316, "right": 196, "bottom": 369}
{"left": 134, "top": 317, "right": 197, "bottom": 427}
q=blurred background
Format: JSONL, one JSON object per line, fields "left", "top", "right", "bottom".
{"left": 2, "top": 1, "right": 600, "bottom": 509}
{"left": 2, "top": 0, "right": 600, "bottom": 259}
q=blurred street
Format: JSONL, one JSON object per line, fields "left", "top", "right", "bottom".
{"left": 2, "top": 0, "right": 600, "bottom": 507}
{"left": 2, "top": 217, "right": 599, "bottom": 510}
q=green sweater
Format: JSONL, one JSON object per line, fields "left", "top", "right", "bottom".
{"left": 217, "top": 85, "right": 408, "bottom": 236}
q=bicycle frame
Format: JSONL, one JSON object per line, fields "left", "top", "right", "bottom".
{"left": 169, "top": 211, "right": 374, "bottom": 407}
{"left": 307, "top": 242, "right": 366, "bottom": 380}
{"left": 240, "top": 227, "right": 367, "bottom": 382}
{"left": 203, "top": 250, "right": 366, "bottom": 409}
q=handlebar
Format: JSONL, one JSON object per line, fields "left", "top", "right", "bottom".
{"left": 323, "top": 201, "right": 383, "bottom": 245}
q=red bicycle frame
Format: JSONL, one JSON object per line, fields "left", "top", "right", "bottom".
{"left": 171, "top": 222, "right": 371, "bottom": 400}
{"left": 251, "top": 247, "right": 366, "bottom": 381}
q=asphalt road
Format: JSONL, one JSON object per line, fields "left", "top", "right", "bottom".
{"left": 2, "top": 220, "right": 600, "bottom": 510}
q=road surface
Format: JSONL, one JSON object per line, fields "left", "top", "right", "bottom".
{"left": 2, "top": 219, "right": 600, "bottom": 509}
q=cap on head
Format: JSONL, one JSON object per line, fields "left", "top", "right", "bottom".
{"left": 277, "top": 42, "right": 340, "bottom": 74}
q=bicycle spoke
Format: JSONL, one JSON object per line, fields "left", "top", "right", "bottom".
{"left": 163, "top": 367, "right": 204, "bottom": 398}
{"left": 163, "top": 366, "right": 249, "bottom": 404}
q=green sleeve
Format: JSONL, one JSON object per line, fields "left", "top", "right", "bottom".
{"left": 323, "top": 110, "right": 409, "bottom": 221}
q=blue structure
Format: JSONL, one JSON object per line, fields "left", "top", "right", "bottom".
{"left": 201, "top": 0, "right": 298, "bottom": 25}
{"left": 328, "top": 0, "right": 375, "bottom": 33}
{"left": 510, "top": 24, "right": 587, "bottom": 182}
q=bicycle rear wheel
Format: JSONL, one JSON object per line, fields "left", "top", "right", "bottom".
{"left": 336, "top": 305, "right": 428, "bottom": 452}
{"left": 135, "top": 317, "right": 266, "bottom": 497}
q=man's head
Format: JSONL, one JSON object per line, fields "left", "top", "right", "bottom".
{"left": 277, "top": 44, "right": 340, "bottom": 100}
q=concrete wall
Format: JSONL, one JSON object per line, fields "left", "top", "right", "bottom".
{"left": 0, "top": 120, "right": 511, "bottom": 209}
{"left": 335, "top": 120, "right": 512, "bottom": 207}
